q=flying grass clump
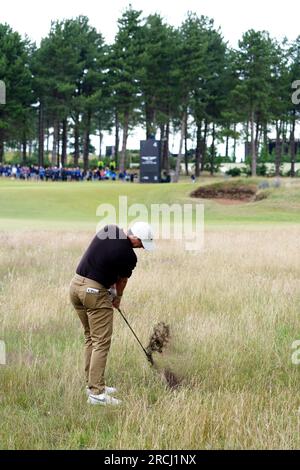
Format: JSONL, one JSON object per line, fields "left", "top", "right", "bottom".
{"left": 146, "top": 322, "right": 182, "bottom": 390}
{"left": 146, "top": 322, "right": 170, "bottom": 355}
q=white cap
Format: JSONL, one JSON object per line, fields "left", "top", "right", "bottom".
{"left": 130, "top": 222, "right": 155, "bottom": 251}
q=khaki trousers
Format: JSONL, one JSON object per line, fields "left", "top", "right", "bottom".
{"left": 69, "top": 274, "right": 113, "bottom": 395}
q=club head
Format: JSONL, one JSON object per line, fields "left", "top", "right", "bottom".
{"left": 146, "top": 352, "right": 154, "bottom": 366}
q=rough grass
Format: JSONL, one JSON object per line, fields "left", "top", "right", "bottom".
{"left": 1, "top": 228, "right": 300, "bottom": 449}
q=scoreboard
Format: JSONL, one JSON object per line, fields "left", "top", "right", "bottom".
{"left": 140, "top": 139, "right": 161, "bottom": 183}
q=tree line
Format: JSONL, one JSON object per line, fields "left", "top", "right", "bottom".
{"left": 0, "top": 6, "right": 300, "bottom": 178}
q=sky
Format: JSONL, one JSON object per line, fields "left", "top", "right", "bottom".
{"left": 2, "top": 0, "right": 300, "bottom": 47}
{"left": 1, "top": 0, "right": 299, "bottom": 157}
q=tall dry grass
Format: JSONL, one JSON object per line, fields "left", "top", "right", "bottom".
{"left": 0, "top": 227, "right": 300, "bottom": 449}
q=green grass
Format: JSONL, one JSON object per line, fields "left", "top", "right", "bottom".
{"left": 0, "top": 177, "right": 300, "bottom": 230}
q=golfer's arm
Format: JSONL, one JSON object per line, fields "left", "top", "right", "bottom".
{"left": 116, "top": 277, "right": 128, "bottom": 297}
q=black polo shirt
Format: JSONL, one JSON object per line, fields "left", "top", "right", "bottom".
{"left": 76, "top": 225, "right": 137, "bottom": 288}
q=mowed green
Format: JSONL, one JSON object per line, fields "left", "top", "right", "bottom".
{"left": 1, "top": 177, "right": 300, "bottom": 230}
{"left": 0, "top": 178, "right": 300, "bottom": 449}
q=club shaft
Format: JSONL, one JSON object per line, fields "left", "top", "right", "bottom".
{"left": 117, "top": 308, "right": 149, "bottom": 358}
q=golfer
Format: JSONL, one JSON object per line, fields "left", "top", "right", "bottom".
{"left": 69, "top": 222, "right": 154, "bottom": 406}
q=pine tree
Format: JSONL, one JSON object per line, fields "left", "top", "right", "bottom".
{"left": 233, "top": 30, "right": 273, "bottom": 176}
{"left": 0, "top": 24, "right": 33, "bottom": 162}
{"left": 289, "top": 37, "right": 300, "bottom": 176}
{"left": 111, "top": 6, "right": 144, "bottom": 172}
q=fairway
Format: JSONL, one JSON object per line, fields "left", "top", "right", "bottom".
{"left": 1, "top": 178, "right": 300, "bottom": 449}
{"left": 1, "top": 178, "right": 300, "bottom": 230}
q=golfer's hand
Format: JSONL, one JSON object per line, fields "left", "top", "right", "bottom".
{"left": 112, "top": 297, "right": 121, "bottom": 309}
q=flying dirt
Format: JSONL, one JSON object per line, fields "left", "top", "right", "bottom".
{"left": 146, "top": 322, "right": 182, "bottom": 390}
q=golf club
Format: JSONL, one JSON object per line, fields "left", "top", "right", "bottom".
{"left": 117, "top": 307, "right": 154, "bottom": 366}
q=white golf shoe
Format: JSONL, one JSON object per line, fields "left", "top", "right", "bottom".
{"left": 86, "top": 386, "right": 117, "bottom": 397}
{"left": 87, "top": 393, "right": 121, "bottom": 406}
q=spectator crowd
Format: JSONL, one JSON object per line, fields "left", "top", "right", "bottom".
{"left": 0, "top": 164, "right": 137, "bottom": 182}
